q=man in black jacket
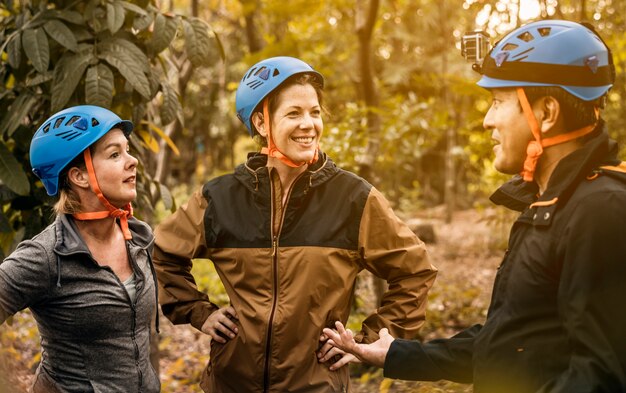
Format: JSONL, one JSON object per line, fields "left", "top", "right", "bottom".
{"left": 322, "top": 20, "right": 626, "bottom": 393}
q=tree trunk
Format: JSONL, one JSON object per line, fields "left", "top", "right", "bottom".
{"left": 154, "top": 56, "right": 194, "bottom": 185}
{"left": 354, "top": 0, "right": 387, "bottom": 306}
{"left": 240, "top": 0, "right": 266, "bottom": 53}
{"left": 440, "top": 1, "right": 455, "bottom": 224}
{"left": 580, "top": 0, "right": 587, "bottom": 20}
{"left": 355, "top": 0, "right": 381, "bottom": 183}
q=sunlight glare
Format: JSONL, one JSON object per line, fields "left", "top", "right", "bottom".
{"left": 519, "top": 0, "right": 541, "bottom": 21}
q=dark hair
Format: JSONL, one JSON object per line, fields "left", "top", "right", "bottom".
{"left": 522, "top": 86, "right": 601, "bottom": 132}
{"left": 251, "top": 72, "right": 326, "bottom": 138}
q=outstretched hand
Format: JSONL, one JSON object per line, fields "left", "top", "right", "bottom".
{"left": 322, "top": 321, "right": 395, "bottom": 368}
{"left": 201, "top": 306, "right": 239, "bottom": 344}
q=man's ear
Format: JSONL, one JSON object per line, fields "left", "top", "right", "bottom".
{"left": 536, "top": 96, "right": 561, "bottom": 134}
{"left": 251, "top": 112, "right": 267, "bottom": 138}
{"left": 67, "top": 167, "right": 90, "bottom": 190}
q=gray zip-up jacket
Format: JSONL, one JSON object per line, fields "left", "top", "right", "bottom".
{"left": 0, "top": 214, "right": 160, "bottom": 393}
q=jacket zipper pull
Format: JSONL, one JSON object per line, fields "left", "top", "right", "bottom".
{"left": 272, "top": 236, "right": 278, "bottom": 257}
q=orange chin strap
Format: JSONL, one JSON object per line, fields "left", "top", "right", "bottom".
{"left": 72, "top": 148, "right": 133, "bottom": 240}
{"left": 516, "top": 87, "right": 598, "bottom": 182}
{"left": 259, "top": 98, "right": 319, "bottom": 168}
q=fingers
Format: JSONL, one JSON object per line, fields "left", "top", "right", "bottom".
{"left": 317, "top": 340, "right": 335, "bottom": 360}
{"left": 225, "top": 306, "right": 239, "bottom": 320}
{"left": 329, "top": 353, "right": 359, "bottom": 371}
{"left": 334, "top": 320, "right": 347, "bottom": 334}
{"left": 321, "top": 328, "right": 339, "bottom": 343}
{"left": 318, "top": 345, "right": 345, "bottom": 364}
{"left": 202, "top": 307, "right": 239, "bottom": 343}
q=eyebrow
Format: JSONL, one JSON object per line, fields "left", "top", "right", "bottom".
{"left": 101, "top": 141, "right": 129, "bottom": 151}
{"left": 283, "top": 105, "right": 321, "bottom": 110}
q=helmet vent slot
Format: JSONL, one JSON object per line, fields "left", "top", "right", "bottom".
{"left": 254, "top": 66, "right": 267, "bottom": 76}
{"left": 92, "top": 118, "right": 99, "bottom": 127}
{"left": 66, "top": 116, "right": 81, "bottom": 126}
{"left": 538, "top": 27, "right": 551, "bottom": 36}
{"left": 246, "top": 80, "right": 264, "bottom": 89}
{"left": 511, "top": 47, "right": 533, "bottom": 59}
{"left": 65, "top": 132, "right": 81, "bottom": 141}
{"left": 517, "top": 32, "right": 534, "bottom": 42}
{"left": 502, "top": 43, "right": 518, "bottom": 51}
{"left": 43, "top": 123, "right": 50, "bottom": 133}
{"left": 273, "top": 69, "right": 280, "bottom": 77}
{"left": 245, "top": 67, "right": 257, "bottom": 80}
{"left": 55, "top": 130, "right": 81, "bottom": 140}
{"left": 54, "top": 117, "right": 65, "bottom": 129}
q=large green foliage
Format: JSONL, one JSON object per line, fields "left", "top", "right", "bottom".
{"left": 0, "top": 0, "right": 221, "bottom": 257}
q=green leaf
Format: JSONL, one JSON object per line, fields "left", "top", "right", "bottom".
{"left": 26, "top": 71, "right": 53, "bottom": 87}
{"left": 22, "top": 28, "right": 49, "bottom": 73}
{"left": 0, "top": 210, "right": 12, "bottom": 233}
{"left": 160, "top": 81, "right": 181, "bottom": 126}
{"left": 150, "top": 13, "right": 178, "bottom": 54}
{"left": 7, "top": 32, "right": 21, "bottom": 68}
{"left": 107, "top": 1, "right": 126, "bottom": 34}
{"left": 43, "top": 20, "right": 78, "bottom": 52}
{"left": 157, "top": 181, "right": 173, "bottom": 211}
{"left": 119, "top": 0, "right": 148, "bottom": 16}
{"left": 101, "top": 38, "right": 150, "bottom": 72}
{"left": 0, "top": 142, "right": 30, "bottom": 196}
{"left": 49, "top": 10, "right": 84, "bottom": 25}
{"left": 0, "top": 185, "right": 18, "bottom": 203}
{"left": 51, "top": 50, "right": 92, "bottom": 112}
{"left": 0, "top": 93, "right": 38, "bottom": 137}
{"left": 97, "top": 41, "right": 151, "bottom": 99}
{"left": 85, "top": 63, "right": 114, "bottom": 108}
{"left": 212, "top": 29, "right": 226, "bottom": 61}
{"left": 133, "top": 12, "right": 153, "bottom": 31}
{"left": 183, "top": 17, "right": 212, "bottom": 67}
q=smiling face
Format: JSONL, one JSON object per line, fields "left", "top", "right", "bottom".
{"left": 90, "top": 128, "right": 138, "bottom": 207}
{"left": 483, "top": 88, "right": 534, "bottom": 175}
{"left": 260, "top": 82, "right": 323, "bottom": 166}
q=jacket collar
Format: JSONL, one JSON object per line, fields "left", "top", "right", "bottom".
{"left": 236, "top": 151, "right": 339, "bottom": 193}
{"left": 54, "top": 214, "right": 154, "bottom": 256}
{"left": 490, "top": 122, "right": 618, "bottom": 212}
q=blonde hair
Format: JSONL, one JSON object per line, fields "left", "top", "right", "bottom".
{"left": 53, "top": 188, "right": 82, "bottom": 215}
{"left": 53, "top": 151, "right": 87, "bottom": 215}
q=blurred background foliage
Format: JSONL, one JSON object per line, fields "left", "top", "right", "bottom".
{"left": 2, "top": 0, "right": 626, "bottom": 391}
{"left": 2, "top": 0, "right": 626, "bottom": 247}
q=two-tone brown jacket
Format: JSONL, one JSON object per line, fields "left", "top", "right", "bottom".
{"left": 153, "top": 152, "right": 437, "bottom": 392}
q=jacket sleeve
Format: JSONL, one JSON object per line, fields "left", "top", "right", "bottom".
{"left": 384, "top": 324, "right": 480, "bottom": 382}
{"left": 358, "top": 187, "right": 438, "bottom": 343}
{"left": 0, "top": 240, "right": 51, "bottom": 325}
{"left": 538, "top": 190, "right": 626, "bottom": 392}
{"left": 153, "top": 189, "right": 219, "bottom": 331}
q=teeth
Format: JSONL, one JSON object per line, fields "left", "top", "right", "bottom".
{"left": 293, "top": 137, "right": 314, "bottom": 143}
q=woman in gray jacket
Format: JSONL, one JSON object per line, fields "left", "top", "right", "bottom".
{"left": 0, "top": 106, "right": 160, "bottom": 393}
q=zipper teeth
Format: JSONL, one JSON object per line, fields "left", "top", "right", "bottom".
{"left": 263, "top": 236, "right": 278, "bottom": 393}
{"left": 262, "top": 170, "right": 307, "bottom": 392}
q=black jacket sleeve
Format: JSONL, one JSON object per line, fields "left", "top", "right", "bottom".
{"left": 383, "top": 324, "right": 481, "bottom": 383}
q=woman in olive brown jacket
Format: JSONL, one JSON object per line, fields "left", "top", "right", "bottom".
{"left": 153, "top": 56, "right": 437, "bottom": 393}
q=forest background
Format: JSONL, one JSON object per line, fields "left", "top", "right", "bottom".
{"left": 0, "top": 0, "right": 625, "bottom": 392}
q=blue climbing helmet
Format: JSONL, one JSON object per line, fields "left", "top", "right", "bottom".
{"left": 30, "top": 105, "right": 133, "bottom": 196}
{"left": 477, "top": 20, "right": 615, "bottom": 101}
{"left": 235, "top": 56, "right": 324, "bottom": 136}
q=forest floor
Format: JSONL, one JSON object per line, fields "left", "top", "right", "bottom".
{"left": 0, "top": 207, "right": 513, "bottom": 393}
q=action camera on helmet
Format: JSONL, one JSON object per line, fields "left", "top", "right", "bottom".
{"left": 461, "top": 30, "right": 490, "bottom": 69}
